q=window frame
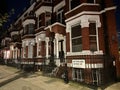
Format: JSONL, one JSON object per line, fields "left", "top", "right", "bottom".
{"left": 89, "top": 22, "right": 98, "bottom": 52}
{"left": 28, "top": 23, "right": 34, "bottom": 34}
{"left": 73, "top": 68, "right": 84, "bottom": 82}
{"left": 71, "top": 24, "right": 82, "bottom": 52}
{"left": 38, "top": 15, "right": 42, "bottom": 28}
{"left": 56, "top": 9, "right": 64, "bottom": 24}
{"left": 45, "top": 12, "right": 51, "bottom": 26}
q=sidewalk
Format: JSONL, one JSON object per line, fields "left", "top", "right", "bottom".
{"left": 22, "top": 72, "right": 91, "bottom": 90}
{"left": 0, "top": 65, "right": 23, "bottom": 87}
{"left": 23, "top": 72, "right": 120, "bottom": 90}
{"left": 1, "top": 65, "right": 120, "bottom": 90}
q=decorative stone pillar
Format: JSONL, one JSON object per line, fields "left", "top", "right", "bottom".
{"left": 54, "top": 39, "right": 56, "bottom": 57}
{"left": 55, "top": 33, "right": 59, "bottom": 58}
{"left": 46, "top": 37, "right": 49, "bottom": 58}
{"left": 56, "top": 39, "right": 59, "bottom": 58}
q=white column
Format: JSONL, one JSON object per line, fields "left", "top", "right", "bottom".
{"left": 46, "top": 37, "right": 49, "bottom": 58}
{"left": 64, "top": 36, "right": 66, "bottom": 62}
{"left": 55, "top": 33, "right": 59, "bottom": 58}
{"left": 54, "top": 39, "right": 56, "bottom": 57}
{"left": 13, "top": 49, "right": 14, "bottom": 59}
{"left": 56, "top": 39, "right": 59, "bottom": 58}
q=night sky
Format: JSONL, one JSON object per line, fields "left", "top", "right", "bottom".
{"left": 0, "top": 0, "right": 120, "bottom": 31}
{"left": 6, "top": 0, "right": 30, "bottom": 24}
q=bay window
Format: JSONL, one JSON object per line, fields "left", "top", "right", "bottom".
{"left": 28, "top": 23, "right": 34, "bottom": 34}
{"left": 89, "top": 22, "right": 97, "bottom": 51}
{"left": 24, "top": 24, "right": 34, "bottom": 34}
{"left": 71, "top": 24, "right": 82, "bottom": 52}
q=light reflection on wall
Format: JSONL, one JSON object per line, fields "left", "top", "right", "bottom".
{"left": 4, "top": 50, "right": 10, "bottom": 59}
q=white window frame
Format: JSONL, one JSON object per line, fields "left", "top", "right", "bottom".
{"left": 45, "top": 12, "right": 51, "bottom": 26}
{"left": 57, "top": 9, "right": 64, "bottom": 24}
{"left": 71, "top": 23, "right": 82, "bottom": 52}
{"left": 89, "top": 21, "right": 99, "bottom": 52}
{"left": 38, "top": 15, "right": 42, "bottom": 28}
{"left": 72, "top": 68, "right": 84, "bottom": 82}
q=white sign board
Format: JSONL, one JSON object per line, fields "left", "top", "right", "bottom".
{"left": 72, "top": 59, "right": 85, "bottom": 68}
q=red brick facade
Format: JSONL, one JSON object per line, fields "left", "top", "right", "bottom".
{"left": 1, "top": 0, "right": 120, "bottom": 86}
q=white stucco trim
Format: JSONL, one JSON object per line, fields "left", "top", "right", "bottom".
{"left": 21, "top": 62, "right": 34, "bottom": 64}
{"left": 35, "top": 31, "right": 46, "bottom": 42}
{"left": 35, "top": 62, "right": 42, "bottom": 65}
{"left": 11, "top": 31, "right": 19, "bottom": 36}
{"left": 101, "top": 6, "right": 116, "bottom": 13}
{"left": 22, "top": 38, "right": 35, "bottom": 47}
{"left": 65, "top": 3, "right": 100, "bottom": 15}
{"left": 54, "top": 0, "right": 65, "bottom": 12}
{"left": 67, "top": 63, "right": 103, "bottom": 68}
{"left": 45, "top": 22, "right": 66, "bottom": 30}
{"left": 35, "top": 6, "right": 52, "bottom": 17}
{"left": 65, "top": 6, "right": 116, "bottom": 22}
{"left": 22, "top": 19, "right": 35, "bottom": 27}
{"left": 85, "top": 63, "right": 103, "bottom": 68}
{"left": 66, "top": 13, "right": 101, "bottom": 26}
{"left": 66, "top": 50, "right": 103, "bottom": 56}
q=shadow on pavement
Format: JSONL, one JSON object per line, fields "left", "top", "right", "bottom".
{"left": 0, "top": 72, "right": 25, "bottom": 87}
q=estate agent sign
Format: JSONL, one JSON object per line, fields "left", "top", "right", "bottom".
{"left": 72, "top": 59, "right": 85, "bottom": 68}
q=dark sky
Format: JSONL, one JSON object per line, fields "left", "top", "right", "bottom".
{"left": 0, "top": 0, "right": 7, "bottom": 14}
{"left": 6, "top": 0, "right": 30, "bottom": 24}
{"left": 1, "top": 0, "right": 120, "bottom": 31}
